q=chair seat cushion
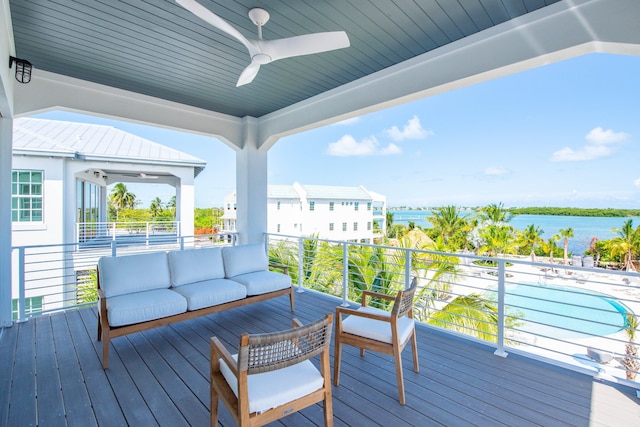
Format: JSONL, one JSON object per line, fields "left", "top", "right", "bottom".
{"left": 219, "top": 355, "right": 324, "bottom": 414}
{"left": 342, "top": 306, "right": 415, "bottom": 344}
{"left": 171, "top": 279, "right": 247, "bottom": 310}
{"left": 231, "top": 270, "right": 291, "bottom": 296}
{"left": 107, "top": 289, "right": 187, "bottom": 327}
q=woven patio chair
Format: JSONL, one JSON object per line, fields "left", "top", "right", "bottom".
{"left": 210, "top": 313, "right": 334, "bottom": 427}
{"left": 334, "top": 277, "right": 419, "bottom": 405}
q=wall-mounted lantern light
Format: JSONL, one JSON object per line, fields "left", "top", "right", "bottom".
{"left": 9, "top": 56, "right": 32, "bottom": 83}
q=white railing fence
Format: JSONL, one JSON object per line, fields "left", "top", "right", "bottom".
{"left": 76, "top": 221, "right": 181, "bottom": 245}
{"left": 266, "top": 233, "right": 640, "bottom": 385}
{"left": 9, "top": 231, "right": 640, "bottom": 386}
{"left": 11, "top": 232, "right": 238, "bottom": 321}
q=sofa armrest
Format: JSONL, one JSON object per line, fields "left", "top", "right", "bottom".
{"left": 269, "top": 263, "right": 289, "bottom": 275}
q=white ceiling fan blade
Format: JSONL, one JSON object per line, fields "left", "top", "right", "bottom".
{"left": 260, "top": 31, "right": 350, "bottom": 61}
{"left": 236, "top": 62, "right": 261, "bottom": 87}
{"left": 176, "top": 0, "right": 253, "bottom": 52}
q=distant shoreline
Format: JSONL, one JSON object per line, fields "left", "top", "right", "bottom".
{"left": 387, "top": 206, "right": 640, "bottom": 218}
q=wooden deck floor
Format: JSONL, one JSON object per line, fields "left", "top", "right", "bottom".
{"left": 1, "top": 290, "right": 639, "bottom": 427}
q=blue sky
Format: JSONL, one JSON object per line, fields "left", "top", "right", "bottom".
{"left": 33, "top": 53, "right": 640, "bottom": 209}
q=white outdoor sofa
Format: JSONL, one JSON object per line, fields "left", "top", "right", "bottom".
{"left": 97, "top": 243, "right": 293, "bottom": 369}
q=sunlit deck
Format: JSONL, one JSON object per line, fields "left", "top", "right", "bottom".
{"left": 1, "top": 290, "right": 638, "bottom": 426}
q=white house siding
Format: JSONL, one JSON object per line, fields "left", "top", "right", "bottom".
{"left": 224, "top": 183, "right": 386, "bottom": 243}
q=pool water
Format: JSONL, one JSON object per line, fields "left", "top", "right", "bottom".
{"left": 503, "top": 284, "right": 628, "bottom": 339}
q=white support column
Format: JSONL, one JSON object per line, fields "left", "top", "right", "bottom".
{"left": 0, "top": 118, "right": 13, "bottom": 327}
{"left": 236, "top": 117, "right": 268, "bottom": 245}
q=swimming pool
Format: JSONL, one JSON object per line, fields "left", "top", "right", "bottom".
{"left": 500, "top": 284, "right": 629, "bottom": 339}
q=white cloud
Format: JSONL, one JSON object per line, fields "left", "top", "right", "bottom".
{"left": 385, "top": 116, "right": 433, "bottom": 142}
{"left": 634, "top": 178, "right": 640, "bottom": 188}
{"left": 551, "top": 127, "right": 630, "bottom": 162}
{"left": 585, "top": 127, "right": 629, "bottom": 145}
{"left": 484, "top": 167, "right": 508, "bottom": 176}
{"left": 327, "top": 134, "right": 401, "bottom": 157}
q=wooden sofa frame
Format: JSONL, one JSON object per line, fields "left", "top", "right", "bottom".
{"left": 97, "top": 264, "right": 294, "bottom": 369}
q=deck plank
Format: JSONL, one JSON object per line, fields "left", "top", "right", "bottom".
{"left": 50, "top": 310, "right": 98, "bottom": 427}
{"left": 1, "top": 291, "right": 639, "bottom": 427}
{"left": 34, "top": 316, "right": 66, "bottom": 427}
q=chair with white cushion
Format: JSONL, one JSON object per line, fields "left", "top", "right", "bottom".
{"left": 334, "top": 278, "right": 418, "bottom": 405}
{"left": 210, "top": 314, "right": 334, "bottom": 427}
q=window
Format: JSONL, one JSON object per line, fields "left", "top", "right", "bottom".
{"left": 342, "top": 222, "right": 347, "bottom": 231}
{"left": 329, "top": 201, "right": 334, "bottom": 211}
{"left": 277, "top": 224, "right": 281, "bottom": 233}
{"left": 367, "top": 222, "right": 372, "bottom": 230}
{"left": 277, "top": 201, "right": 281, "bottom": 210}
{"left": 353, "top": 222, "right": 358, "bottom": 231}
{"left": 355, "top": 202, "right": 359, "bottom": 211}
{"left": 12, "top": 296, "right": 43, "bottom": 320}
{"left": 12, "top": 170, "right": 43, "bottom": 222}
{"left": 367, "top": 202, "right": 372, "bottom": 211}
{"left": 309, "top": 201, "right": 315, "bottom": 211}
{"left": 294, "top": 223, "right": 298, "bottom": 229}
{"left": 329, "top": 223, "right": 334, "bottom": 231}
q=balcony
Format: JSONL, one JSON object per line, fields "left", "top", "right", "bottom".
{"left": 4, "top": 234, "right": 640, "bottom": 425}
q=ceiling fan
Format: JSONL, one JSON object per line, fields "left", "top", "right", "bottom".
{"left": 176, "top": 0, "right": 350, "bottom": 86}
{"left": 121, "top": 172, "right": 159, "bottom": 180}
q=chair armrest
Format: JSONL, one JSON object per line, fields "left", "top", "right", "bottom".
{"left": 292, "top": 317, "right": 303, "bottom": 328}
{"left": 335, "top": 306, "right": 391, "bottom": 323}
{"left": 97, "top": 288, "right": 106, "bottom": 299}
{"left": 211, "top": 337, "right": 238, "bottom": 377}
{"left": 269, "top": 263, "right": 289, "bottom": 275}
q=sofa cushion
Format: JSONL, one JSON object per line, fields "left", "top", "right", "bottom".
{"left": 222, "top": 244, "right": 269, "bottom": 278}
{"left": 231, "top": 270, "right": 292, "bottom": 296}
{"left": 168, "top": 247, "right": 225, "bottom": 287}
{"left": 171, "top": 279, "right": 247, "bottom": 310}
{"left": 99, "top": 252, "right": 171, "bottom": 298}
{"left": 106, "top": 289, "right": 187, "bottom": 327}
{"left": 219, "top": 354, "right": 323, "bottom": 414}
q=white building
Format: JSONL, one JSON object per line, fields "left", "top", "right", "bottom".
{"left": 11, "top": 117, "right": 206, "bottom": 317}
{"left": 223, "top": 183, "right": 386, "bottom": 243}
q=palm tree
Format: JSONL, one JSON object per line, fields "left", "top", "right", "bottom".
{"left": 109, "top": 183, "right": 136, "bottom": 220}
{"left": 149, "top": 197, "right": 163, "bottom": 218}
{"left": 623, "top": 313, "right": 639, "bottom": 381}
{"left": 477, "top": 202, "right": 512, "bottom": 225}
{"left": 385, "top": 211, "right": 394, "bottom": 237}
{"left": 519, "top": 224, "right": 544, "bottom": 262}
{"left": 428, "top": 205, "right": 468, "bottom": 248}
{"left": 606, "top": 219, "right": 640, "bottom": 271}
{"left": 478, "top": 225, "right": 517, "bottom": 259}
{"left": 542, "top": 235, "right": 560, "bottom": 264}
{"left": 428, "top": 294, "right": 499, "bottom": 341}
{"left": 558, "top": 227, "right": 574, "bottom": 265}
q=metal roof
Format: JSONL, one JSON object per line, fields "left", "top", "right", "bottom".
{"left": 9, "top": 0, "right": 560, "bottom": 119}
{"left": 13, "top": 118, "right": 207, "bottom": 175}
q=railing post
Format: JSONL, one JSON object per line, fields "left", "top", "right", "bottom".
{"left": 405, "top": 248, "right": 412, "bottom": 289}
{"left": 16, "top": 247, "right": 26, "bottom": 322}
{"left": 297, "top": 237, "right": 305, "bottom": 293}
{"left": 179, "top": 235, "right": 185, "bottom": 251}
{"left": 341, "top": 242, "right": 349, "bottom": 307}
{"left": 75, "top": 222, "right": 80, "bottom": 247}
{"left": 111, "top": 241, "right": 117, "bottom": 257}
{"left": 494, "top": 258, "right": 508, "bottom": 358}
{"left": 145, "top": 222, "right": 150, "bottom": 247}
{"left": 112, "top": 222, "right": 116, "bottom": 240}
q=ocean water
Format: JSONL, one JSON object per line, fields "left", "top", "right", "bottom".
{"left": 389, "top": 210, "right": 638, "bottom": 255}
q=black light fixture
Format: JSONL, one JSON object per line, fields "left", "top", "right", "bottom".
{"left": 9, "top": 56, "right": 32, "bottom": 84}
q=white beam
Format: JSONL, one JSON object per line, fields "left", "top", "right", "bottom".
{"left": 0, "top": 118, "right": 13, "bottom": 326}
{"left": 257, "top": 0, "right": 640, "bottom": 149}
{"left": 12, "top": 71, "right": 245, "bottom": 149}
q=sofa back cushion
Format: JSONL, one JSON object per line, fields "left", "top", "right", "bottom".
{"left": 98, "top": 251, "right": 170, "bottom": 298}
{"left": 168, "top": 247, "right": 225, "bottom": 287}
{"left": 222, "top": 244, "right": 269, "bottom": 278}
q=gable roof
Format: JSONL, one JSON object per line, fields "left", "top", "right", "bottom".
{"left": 13, "top": 118, "right": 207, "bottom": 176}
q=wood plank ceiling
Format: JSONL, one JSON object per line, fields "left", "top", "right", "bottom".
{"left": 9, "top": 0, "right": 561, "bottom": 118}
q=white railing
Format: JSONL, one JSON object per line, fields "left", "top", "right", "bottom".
{"left": 10, "top": 232, "right": 238, "bottom": 321}
{"left": 76, "top": 221, "right": 181, "bottom": 245}
{"left": 9, "top": 231, "right": 640, "bottom": 386}
{"left": 265, "top": 233, "right": 640, "bottom": 386}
